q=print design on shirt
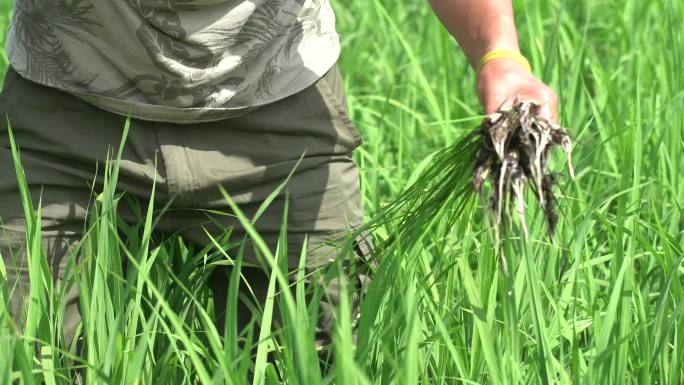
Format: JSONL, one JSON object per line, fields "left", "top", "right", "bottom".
{"left": 11, "top": 0, "right": 102, "bottom": 88}
{"left": 129, "top": 0, "right": 213, "bottom": 70}
{"left": 236, "top": 0, "right": 305, "bottom": 99}
{"left": 98, "top": 0, "right": 224, "bottom": 104}
{"left": 101, "top": 0, "right": 310, "bottom": 107}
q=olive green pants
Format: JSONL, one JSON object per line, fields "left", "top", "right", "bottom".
{"left": 0, "top": 65, "right": 372, "bottom": 352}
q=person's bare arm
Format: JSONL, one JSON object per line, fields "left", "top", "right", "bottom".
{"left": 428, "top": 0, "right": 559, "bottom": 123}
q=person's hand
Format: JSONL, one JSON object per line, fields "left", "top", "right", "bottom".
{"left": 476, "top": 59, "right": 559, "bottom": 124}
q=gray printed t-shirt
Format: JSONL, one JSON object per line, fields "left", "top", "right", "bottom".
{"left": 6, "top": 0, "right": 340, "bottom": 123}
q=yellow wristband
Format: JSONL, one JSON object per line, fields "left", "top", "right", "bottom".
{"left": 475, "top": 50, "right": 532, "bottom": 76}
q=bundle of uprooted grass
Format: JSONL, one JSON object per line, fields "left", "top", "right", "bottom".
{"left": 474, "top": 102, "right": 574, "bottom": 237}
{"left": 361, "top": 102, "right": 573, "bottom": 265}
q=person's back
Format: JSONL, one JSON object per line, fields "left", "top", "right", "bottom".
{"left": 7, "top": 0, "right": 340, "bottom": 122}
{"left": 1, "top": 0, "right": 369, "bottom": 363}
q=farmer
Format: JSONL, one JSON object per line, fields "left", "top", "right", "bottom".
{"left": 0, "top": 0, "right": 557, "bottom": 358}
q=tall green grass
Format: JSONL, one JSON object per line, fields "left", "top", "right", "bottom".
{"left": 1, "top": 0, "right": 683, "bottom": 384}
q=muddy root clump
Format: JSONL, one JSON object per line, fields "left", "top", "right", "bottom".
{"left": 473, "top": 102, "right": 574, "bottom": 237}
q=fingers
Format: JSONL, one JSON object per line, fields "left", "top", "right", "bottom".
{"left": 486, "top": 92, "right": 558, "bottom": 124}
{"left": 536, "top": 90, "right": 559, "bottom": 124}
{"left": 481, "top": 85, "right": 515, "bottom": 115}
{"left": 477, "top": 62, "right": 559, "bottom": 123}
{"left": 496, "top": 97, "right": 515, "bottom": 114}
{"left": 518, "top": 87, "right": 559, "bottom": 124}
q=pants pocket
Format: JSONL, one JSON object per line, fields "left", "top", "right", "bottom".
{"left": 315, "top": 65, "right": 363, "bottom": 150}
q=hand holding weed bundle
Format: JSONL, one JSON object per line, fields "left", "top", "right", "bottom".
{"left": 473, "top": 102, "right": 574, "bottom": 238}
{"left": 477, "top": 59, "right": 559, "bottom": 124}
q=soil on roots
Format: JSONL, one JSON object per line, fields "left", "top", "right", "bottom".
{"left": 473, "top": 102, "right": 574, "bottom": 239}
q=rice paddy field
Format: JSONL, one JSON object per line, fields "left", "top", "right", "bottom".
{"left": 1, "top": 0, "right": 684, "bottom": 384}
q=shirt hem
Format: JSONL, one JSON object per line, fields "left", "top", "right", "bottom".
{"left": 7, "top": 48, "right": 341, "bottom": 125}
